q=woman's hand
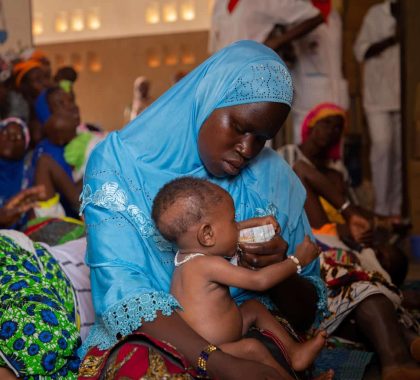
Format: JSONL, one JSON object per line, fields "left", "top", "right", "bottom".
{"left": 0, "top": 186, "right": 46, "bottom": 227}
{"left": 295, "top": 235, "right": 321, "bottom": 267}
{"left": 341, "top": 205, "right": 373, "bottom": 245}
{"left": 239, "top": 235, "right": 288, "bottom": 269}
{"left": 237, "top": 215, "right": 280, "bottom": 234}
{"left": 347, "top": 213, "right": 373, "bottom": 245}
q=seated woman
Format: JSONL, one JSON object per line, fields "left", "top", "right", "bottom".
{"left": 0, "top": 117, "right": 45, "bottom": 229}
{"left": 13, "top": 58, "right": 50, "bottom": 147}
{"left": 0, "top": 229, "right": 94, "bottom": 380}
{"left": 78, "top": 41, "right": 330, "bottom": 380}
{"left": 278, "top": 103, "right": 408, "bottom": 286}
{"left": 33, "top": 87, "right": 102, "bottom": 218}
{"left": 279, "top": 103, "right": 420, "bottom": 379}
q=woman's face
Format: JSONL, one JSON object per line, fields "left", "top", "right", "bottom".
{"left": 25, "top": 67, "right": 48, "bottom": 98}
{"left": 0, "top": 122, "right": 26, "bottom": 160}
{"left": 48, "top": 88, "right": 81, "bottom": 126}
{"left": 44, "top": 114, "right": 77, "bottom": 146}
{"left": 311, "top": 115, "right": 344, "bottom": 148}
{"left": 198, "top": 102, "right": 290, "bottom": 177}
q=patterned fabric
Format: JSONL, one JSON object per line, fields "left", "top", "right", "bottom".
{"left": 24, "top": 217, "right": 85, "bottom": 246}
{"left": 78, "top": 329, "right": 300, "bottom": 380}
{"left": 318, "top": 244, "right": 420, "bottom": 335}
{"left": 80, "top": 40, "right": 323, "bottom": 359}
{"left": 220, "top": 62, "right": 293, "bottom": 107}
{"left": 78, "top": 331, "right": 196, "bottom": 380}
{"left": 0, "top": 235, "right": 81, "bottom": 378}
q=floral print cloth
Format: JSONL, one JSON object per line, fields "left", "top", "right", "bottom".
{"left": 0, "top": 235, "right": 81, "bottom": 379}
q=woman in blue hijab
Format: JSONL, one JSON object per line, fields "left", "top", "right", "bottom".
{"left": 79, "top": 41, "right": 326, "bottom": 379}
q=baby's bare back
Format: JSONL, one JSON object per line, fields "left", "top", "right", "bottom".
{"left": 171, "top": 261, "right": 243, "bottom": 345}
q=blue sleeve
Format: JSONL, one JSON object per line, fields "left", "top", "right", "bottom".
{"left": 81, "top": 174, "right": 180, "bottom": 339}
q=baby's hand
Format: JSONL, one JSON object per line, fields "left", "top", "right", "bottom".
{"left": 295, "top": 236, "right": 320, "bottom": 267}
{"left": 238, "top": 215, "right": 280, "bottom": 234}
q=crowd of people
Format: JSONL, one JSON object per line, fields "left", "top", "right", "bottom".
{"left": 0, "top": 1, "right": 418, "bottom": 380}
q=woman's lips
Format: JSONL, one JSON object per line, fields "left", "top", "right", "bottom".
{"left": 222, "top": 160, "right": 242, "bottom": 175}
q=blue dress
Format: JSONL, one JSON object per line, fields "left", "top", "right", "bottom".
{"left": 79, "top": 40, "right": 326, "bottom": 358}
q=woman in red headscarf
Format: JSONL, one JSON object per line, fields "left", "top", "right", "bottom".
{"left": 278, "top": 103, "right": 409, "bottom": 285}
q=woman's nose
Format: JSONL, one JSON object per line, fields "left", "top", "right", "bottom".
{"left": 8, "top": 131, "right": 22, "bottom": 141}
{"left": 238, "top": 135, "right": 259, "bottom": 159}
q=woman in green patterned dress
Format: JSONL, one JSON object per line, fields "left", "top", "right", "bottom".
{"left": 0, "top": 231, "right": 83, "bottom": 379}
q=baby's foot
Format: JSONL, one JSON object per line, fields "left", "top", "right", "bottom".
{"left": 410, "top": 337, "right": 420, "bottom": 362}
{"left": 313, "top": 369, "right": 334, "bottom": 380}
{"left": 290, "top": 330, "right": 327, "bottom": 371}
{"left": 383, "top": 366, "right": 420, "bottom": 380}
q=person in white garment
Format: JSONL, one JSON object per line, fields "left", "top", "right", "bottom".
{"left": 208, "top": 0, "right": 324, "bottom": 147}
{"left": 354, "top": 0, "right": 401, "bottom": 217}
{"left": 291, "top": 1, "right": 349, "bottom": 143}
{"left": 209, "top": 0, "right": 323, "bottom": 54}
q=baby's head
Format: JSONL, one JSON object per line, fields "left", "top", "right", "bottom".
{"left": 152, "top": 177, "right": 239, "bottom": 256}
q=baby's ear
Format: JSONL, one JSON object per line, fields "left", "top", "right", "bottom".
{"left": 197, "top": 223, "right": 215, "bottom": 247}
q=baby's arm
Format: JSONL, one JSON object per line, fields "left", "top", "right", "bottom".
{"left": 205, "top": 236, "right": 320, "bottom": 291}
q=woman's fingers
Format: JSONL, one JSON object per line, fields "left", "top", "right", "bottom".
{"left": 239, "top": 235, "right": 288, "bottom": 268}
{"left": 5, "top": 186, "right": 46, "bottom": 209}
{"left": 17, "top": 201, "right": 39, "bottom": 214}
{"left": 239, "top": 235, "right": 288, "bottom": 256}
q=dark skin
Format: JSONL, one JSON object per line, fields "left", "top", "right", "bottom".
{"left": 264, "top": 14, "right": 324, "bottom": 52}
{"left": 295, "top": 115, "right": 410, "bottom": 280}
{"left": 291, "top": 115, "right": 420, "bottom": 376}
{"left": 0, "top": 122, "right": 26, "bottom": 160}
{"left": 0, "top": 122, "right": 45, "bottom": 227}
{"left": 138, "top": 80, "right": 150, "bottom": 99}
{"left": 18, "top": 67, "right": 48, "bottom": 103}
{"left": 19, "top": 67, "right": 50, "bottom": 146}
{"left": 35, "top": 154, "right": 81, "bottom": 211}
{"left": 364, "top": 2, "right": 400, "bottom": 60}
{"left": 0, "top": 82, "right": 10, "bottom": 119}
{"left": 34, "top": 87, "right": 83, "bottom": 211}
{"left": 296, "top": 115, "right": 373, "bottom": 245}
{"left": 35, "top": 113, "right": 81, "bottom": 210}
{"left": 47, "top": 87, "right": 80, "bottom": 126}
{"left": 137, "top": 102, "right": 316, "bottom": 379}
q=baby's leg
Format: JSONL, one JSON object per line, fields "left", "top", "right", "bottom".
{"left": 220, "top": 338, "right": 295, "bottom": 380}
{"left": 240, "top": 299, "right": 326, "bottom": 371}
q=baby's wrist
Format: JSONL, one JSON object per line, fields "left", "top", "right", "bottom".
{"left": 288, "top": 255, "right": 302, "bottom": 274}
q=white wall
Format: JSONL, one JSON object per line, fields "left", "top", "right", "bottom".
{"left": 0, "top": 0, "right": 32, "bottom": 53}
{"left": 33, "top": 0, "right": 212, "bottom": 45}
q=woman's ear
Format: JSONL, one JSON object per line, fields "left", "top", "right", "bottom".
{"left": 197, "top": 223, "right": 216, "bottom": 247}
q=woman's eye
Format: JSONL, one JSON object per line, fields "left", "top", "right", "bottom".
{"left": 233, "top": 123, "right": 244, "bottom": 134}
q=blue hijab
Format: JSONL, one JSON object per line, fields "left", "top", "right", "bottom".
{"left": 80, "top": 41, "right": 323, "bottom": 356}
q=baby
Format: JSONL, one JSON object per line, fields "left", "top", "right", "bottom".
{"left": 152, "top": 177, "right": 327, "bottom": 377}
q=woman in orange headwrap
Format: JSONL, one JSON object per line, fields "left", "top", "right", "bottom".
{"left": 13, "top": 58, "right": 50, "bottom": 147}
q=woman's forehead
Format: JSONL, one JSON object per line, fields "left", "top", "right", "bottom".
{"left": 3, "top": 122, "right": 23, "bottom": 132}
{"left": 221, "top": 102, "right": 289, "bottom": 132}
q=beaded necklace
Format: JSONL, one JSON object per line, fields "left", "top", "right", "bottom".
{"left": 174, "top": 251, "right": 205, "bottom": 267}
